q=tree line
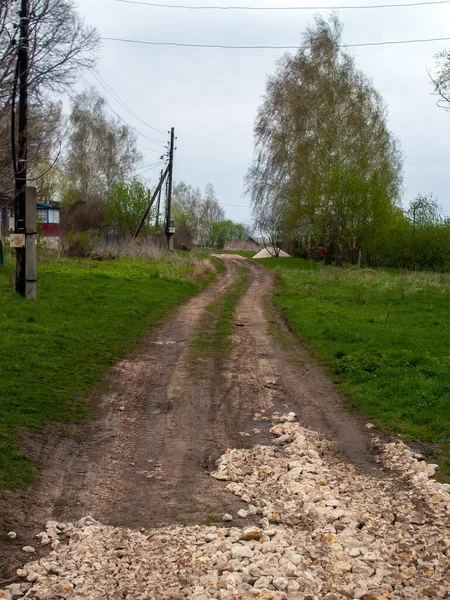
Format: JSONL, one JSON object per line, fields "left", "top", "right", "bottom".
{"left": 0, "top": 0, "right": 245, "bottom": 254}
{"left": 246, "top": 15, "right": 450, "bottom": 271}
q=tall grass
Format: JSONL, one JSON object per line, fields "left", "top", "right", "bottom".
{"left": 260, "top": 258, "right": 450, "bottom": 474}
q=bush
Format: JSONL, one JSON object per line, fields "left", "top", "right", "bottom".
{"left": 62, "top": 230, "right": 98, "bottom": 257}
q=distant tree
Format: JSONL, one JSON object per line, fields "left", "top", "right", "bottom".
{"left": 64, "top": 90, "right": 141, "bottom": 211}
{"left": 407, "top": 193, "right": 442, "bottom": 233}
{"left": 431, "top": 49, "right": 450, "bottom": 111}
{"left": 199, "top": 183, "right": 225, "bottom": 246}
{"left": 172, "top": 181, "right": 225, "bottom": 245}
{"left": 254, "top": 203, "right": 288, "bottom": 256}
{"left": 105, "top": 179, "right": 153, "bottom": 236}
{"left": 246, "top": 15, "right": 402, "bottom": 266}
{"left": 406, "top": 194, "right": 446, "bottom": 269}
{"left": 210, "top": 220, "right": 246, "bottom": 249}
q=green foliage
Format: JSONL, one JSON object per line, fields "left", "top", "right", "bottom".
{"left": 209, "top": 220, "right": 246, "bottom": 249}
{"left": 61, "top": 230, "right": 98, "bottom": 257}
{"left": 368, "top": 195, "right": 450, "bottom": 272}
{"left": 0, "top": 252, "right": 213, "bottom": 489}
{"left": 262, "top": 258, "right": 450, "bottom": 472}
{"left": 189, "top": 265, "right": 247, "bottom": 369}
{"left": 105, "top": 179, "right": 153, "bottom": 236}
{"left": 246, "top": 15, "right": 402, "bottom": 264}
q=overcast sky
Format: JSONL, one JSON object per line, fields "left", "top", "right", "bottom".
{"left": 76, "top": 0, "right": 450, "bottom": 224}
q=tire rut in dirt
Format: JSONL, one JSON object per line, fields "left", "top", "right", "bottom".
{"left": 228, "top": 258, "right": 379, "bottom": 474}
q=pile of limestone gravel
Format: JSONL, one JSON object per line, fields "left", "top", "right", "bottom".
{"left": 1, "top": 413, "right": 450, "bottom": 600}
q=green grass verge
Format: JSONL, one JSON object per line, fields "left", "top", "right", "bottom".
{"left": 260, "top": 257, "right": 450, "bottom": 472}
{"left": 189, "top": 264, "right": 248, "bottom": 371}
{"left": 0, "top": 251, "right": 215, "bottom": 489}
{"left": 210, "top": 256, "right": 226, "bottom": 274}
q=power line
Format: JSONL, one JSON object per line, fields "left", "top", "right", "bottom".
{"left": 135, "top": 160, "right": 167, "bottom": 171}
{"left": 219, "top": 202, "right": 251, "bottom": 208}
{"left": 137, "top": 161, "right": 167, "bottom": 176}
{"left": 101, "top": 34, "right": 450, "bottom": 49}
{"left": 79, "top": 74, "right": 167, "bottom": 147}
{"left": 137, "top": 143, "right": 167, "bottom": 154}
{"left": 114, "top": 0, "right": 450, "bottom": 10}
{"left": 90, "top": 70, "right": 167, "bottom": 137}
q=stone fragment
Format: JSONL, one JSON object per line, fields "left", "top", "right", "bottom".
{"left": 272, "top": 576, "right": 289, "bottom": 591}
{"left": 254, "top": 576, "right": 272, "bottom": 588}
{"left": 231, "top": 544, "right": 253, "bottom": 559}
{"left": 240, "top": 527, "right": 262, "bottom": 541}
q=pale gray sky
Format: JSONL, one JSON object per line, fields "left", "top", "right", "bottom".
{"left": 76, "top": 0, "right": 450, "bottom": 224}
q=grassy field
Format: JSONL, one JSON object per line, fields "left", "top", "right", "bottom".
{"left": 0, "top": 250, "right": 215, "bottom": 489}
{"left": 260, "top": 257, "right": 450, "bottom": 472}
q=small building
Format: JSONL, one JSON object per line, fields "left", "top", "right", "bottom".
{"left": 36, "top": 202, "right": 61, "bottom": 237}
{"left": 0, "top": 196, "right": 60, "bottom": 239}
{"left": 224, "top": 237, "right": 262, "bottom": 252}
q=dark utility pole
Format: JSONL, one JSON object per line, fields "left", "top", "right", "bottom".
{"left": 15, "top": 0, "right": 29, "bottom": 297}
{"left": 155, "top": 169, "right": 163, "bottom": 229}
{"left": 165, "top": 127, "right": 175, "bottom": 250}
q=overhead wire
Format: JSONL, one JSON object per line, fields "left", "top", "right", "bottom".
{"left": 101, "top": 35, "right": 450, "bottom": 49}
{"left": 114, "top": 0, "right": 450, "bottom": 9}
{"left": 134, "top": 160, "right": 167, "bottom": 171}
{"left": 137, "top": 161, "right": 167, "bottom": 176}
{"left": 90, "top": 69, "right": 167, "bottom": 137}
{"left": 79, "top": 74, "right": 167, "bottom": 148}
{"left": 136, "top": 143, "right": 167, "bottom": 154}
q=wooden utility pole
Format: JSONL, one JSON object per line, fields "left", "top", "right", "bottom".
{"left": 133, "top": 165, "right": 169, "bottom": 238}
{"left": 165, "top": 127, "right": 175, "bottom": 251}
{"left": 14, "top": 0, "right": 30, "bottom": 297}
{"left": 155, "top": 169, "right": 163, "bottom": 229}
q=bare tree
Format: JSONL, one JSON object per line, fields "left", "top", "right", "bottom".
{"left": 254, "top": 203, "right": 287, "bottom": 257}
{"left": 430, "top": 50, "right": 450, "bottom": 111}
{"left": 172, "top": 181, "right": 225, "bottom": 246}
{"left": 0, "top": 0, "right": 98, "bottom": 197}
{"left": 0, "top": 0, "right": 99, "bottom": 107}
{"left": 63, "top": 90, "right": 141, "bottom": 209}
{"left": 0, "top": 100, "right": 62, "bottom": 196}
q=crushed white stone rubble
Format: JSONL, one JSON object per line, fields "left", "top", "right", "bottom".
{"left": 3, "top": 414, "right": 450, "bottom": 600}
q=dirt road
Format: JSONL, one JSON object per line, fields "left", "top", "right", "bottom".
{"left": 1, "top": 255, "right": 379, "bottom": 577}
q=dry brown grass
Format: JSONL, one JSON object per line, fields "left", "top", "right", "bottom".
{"left": 93, "top": 238, "right": 215, "bottom": 282}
